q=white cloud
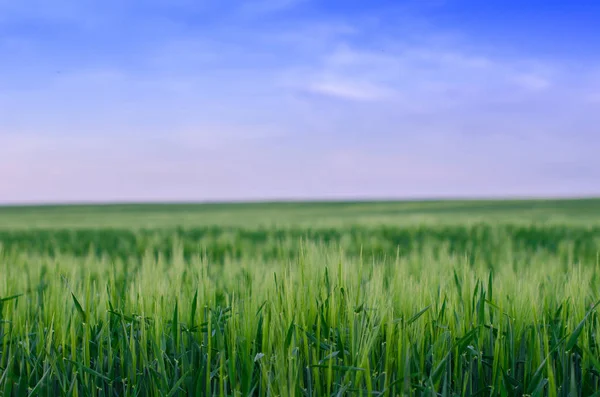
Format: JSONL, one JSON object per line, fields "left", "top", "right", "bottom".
{"left": 511, "top": 73, "right": 552, "bottom": 91}
{"left": 284, "top": 42, "right": 562, "bottom": 109}
{"left": 306, "top": 80, "right": 395, "bottom": 101}
{"left": 237, "top": 0, "right": 306, "bottom": 16}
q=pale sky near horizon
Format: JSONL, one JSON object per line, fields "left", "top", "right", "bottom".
{"left": 1, "top": 0, "right": 599, "bottom": 203}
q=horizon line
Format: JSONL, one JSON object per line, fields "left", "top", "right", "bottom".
{"left": 1, "top": 194, "right": 599, "bottom": 209}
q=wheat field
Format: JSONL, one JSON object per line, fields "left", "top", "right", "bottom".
{"left": 1, "top": 199, "right": 600, "bottom": 396}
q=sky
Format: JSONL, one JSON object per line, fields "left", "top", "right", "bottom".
{"left": 1, "top": 0, "right": 599, "bottom": 203}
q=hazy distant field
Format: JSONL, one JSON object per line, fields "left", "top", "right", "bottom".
{"left": 1, "top": 199, "right": 600, "bottom": 396}
{"left": 2, "top": 198, "right": 600, "bottom": 229}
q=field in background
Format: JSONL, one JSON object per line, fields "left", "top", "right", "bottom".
{"left": 2, "top": 198, "right": 600, "bottom": 229}
{"left": 1, "top": 199, "right": 600, "bottom": 396}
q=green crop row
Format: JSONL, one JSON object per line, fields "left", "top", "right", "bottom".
{"left": 1, "top": 223, "right": 599, "bottom": 266}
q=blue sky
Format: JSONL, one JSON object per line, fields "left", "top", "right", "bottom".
{"left": 1, "top": 0, "right": 599, "bottom": 203}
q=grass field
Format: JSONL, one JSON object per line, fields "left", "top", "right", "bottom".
{"left": 1, "top": 199, "right": 600, "bottom": 396}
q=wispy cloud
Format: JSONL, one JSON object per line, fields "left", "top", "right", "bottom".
{"left": 237, "top": 0, "right": 307, "bottom": 16}
{"left": 511, "top": 73, "right": 552, "bottom": 91}
{"left": 305, "top": 80, "right": 395, "bottom": 101}
{"left": 284, "top": 42, "right": 562, "bottom": 108}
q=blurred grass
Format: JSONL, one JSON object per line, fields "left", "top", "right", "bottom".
{"left": 1, "top": 224, "right": 599, "bottom": 267}
{"left": 1, "top": 198, "right": 600, "bottom": 229}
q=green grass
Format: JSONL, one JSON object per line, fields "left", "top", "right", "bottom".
{"left": 1, "top": 199, "right": 600, "bottom": 396}
{"left": 2, "top": 198, "right": 600, "bottom": 229}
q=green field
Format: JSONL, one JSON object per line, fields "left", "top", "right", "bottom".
{"left": 1, "top": 199, "right": 600, "bottom": 396}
